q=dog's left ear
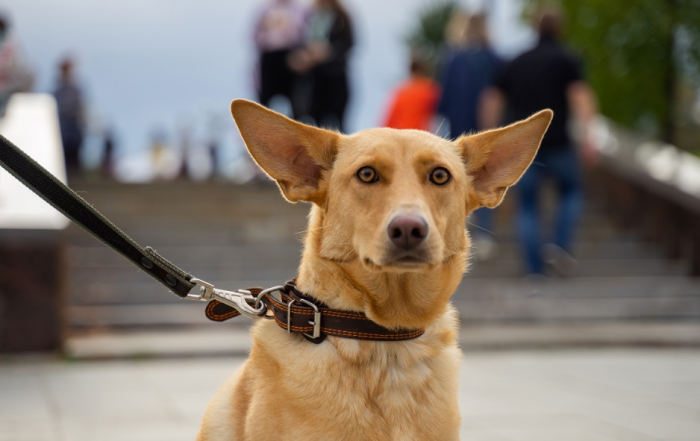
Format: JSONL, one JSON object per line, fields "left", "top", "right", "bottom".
{"left": 458, "top": 109, "right": 553, "bottom": 208}
{"left": 230, "top": 99, "right": 339, "bottom": 204}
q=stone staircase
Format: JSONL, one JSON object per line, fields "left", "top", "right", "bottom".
{"left": 63, "top": 179, "right": 700, "bottom": 354}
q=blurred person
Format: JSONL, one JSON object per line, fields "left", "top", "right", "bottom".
{"left": 101, "top": 127, "right": 116, "bottom": 179}
{"left": 289, "top": 0, "right": 353, "bottom": 131}
{"left": 480, "top": 7, "right": 598, "bottom": 277}
{"left": 53, "top": 57, "right": 85, "bottom": 177}
{"left": 383, "top": 55, "right": 440, "bottom": 131}
{"left": 0, "top": 13, "right": 34, "bottom": 116}
{"left": 150, "top": 126, "right": 178, "bottom": 181}
{"left": 438, "top": 13, "right": 503, "bottom": 261}
{"left": 204, "top": 111, "right": 224, "bottom": 179}
{"left": 176, "top": 123, "right": 192, "bottom": 180}
{"left": 254, "top": 0, "right": 307, "bottom": 118}
{"left": 437, "top": 7, "right": 469, "bottom": 76}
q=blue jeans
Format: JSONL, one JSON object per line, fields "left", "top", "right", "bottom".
{"left": 516, "top": 147, "right": 582, "bottom": 274}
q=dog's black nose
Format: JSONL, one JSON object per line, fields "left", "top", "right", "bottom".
{"left": 387, "top": 215, "right": 428, "bottom": 250}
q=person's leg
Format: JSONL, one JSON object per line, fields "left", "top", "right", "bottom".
{"left": 63, "top": 141, "right": 81, "bottom": 179}
{"left": 259, "top": 50, "right": 290, "bottom": 108}
{"left": 314, "top": 72, "right": 348, "bottom": 132}
{"left": 516, "top": 161, "right": 544, "bottom": 274}
{"left": 330, "top": 73, "right": 349, "bottom": 133}
{"left": 258, "top": 52, "right": 275, "bottom": 107}
{"left": 307, "top": 71, "right": 324, "bottom": 128}
{"left": 549, "top": 147, "right": 583, "bottom": 252}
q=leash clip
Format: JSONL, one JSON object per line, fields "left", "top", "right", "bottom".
{"left": 188, "top": 278, "right": 268, "bottom": 320}
{"left": 187, "top": 278, "right": 216, "bottom": 301}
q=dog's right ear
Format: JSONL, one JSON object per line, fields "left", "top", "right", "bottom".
{"left": 231, "top": 99, "right": 339, "bottom": 204}
{"left": 458, "top": 109, "right": 553, "bottom": 209}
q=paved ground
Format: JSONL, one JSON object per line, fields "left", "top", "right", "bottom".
{"left": 1, "top": 349, "right": 699, "bottom": 441}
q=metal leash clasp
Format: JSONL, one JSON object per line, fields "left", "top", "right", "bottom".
{"left": 187, "top": 278, "right": 269, "bottom": 320}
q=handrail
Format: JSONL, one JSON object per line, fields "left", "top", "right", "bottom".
{"left": 590, "top": 118, "right": 700, "bottom": 276}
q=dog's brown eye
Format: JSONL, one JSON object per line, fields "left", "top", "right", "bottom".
{"left": 430, "top": 167, "right": 451, "bottom": 185}
{"left": 357, "top": 166, "right": 378, "bottom": 183}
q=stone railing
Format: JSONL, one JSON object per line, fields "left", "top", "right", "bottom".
{"left": 590, "top": 118, "right": 700, "bottom": 276}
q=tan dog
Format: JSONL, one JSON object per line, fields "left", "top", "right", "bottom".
{"left": 197, "top": 100, "right": 552, "bottom": 441}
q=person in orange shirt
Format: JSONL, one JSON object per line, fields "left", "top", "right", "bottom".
{"left": 383, "top": 57, "right": 440, "bottom": 131}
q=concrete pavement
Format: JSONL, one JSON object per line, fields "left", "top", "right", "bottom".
{"left": 1, "top": 349, "right": 699, "bottom": 441}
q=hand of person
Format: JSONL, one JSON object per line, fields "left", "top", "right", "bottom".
{"left": 287, "top": 49, "right": 313, "bottom": 73}
{"left": 580, "top": 135, "right": 600, "bottom": 168}
{"left": 306, "top": 42, "right": 331, "bottom": 64}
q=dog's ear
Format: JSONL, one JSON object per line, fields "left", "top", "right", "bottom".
{"left": 231, "top": 99, "right": 339, "bottom": 203}
{"left": 458, "top": 109, "right": 553, "bottom": 208}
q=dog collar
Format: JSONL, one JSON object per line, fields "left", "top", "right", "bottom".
{"left": 204, "top": 281, "right": 425, "bottom": 344}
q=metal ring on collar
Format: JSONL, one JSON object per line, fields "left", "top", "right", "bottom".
{"left": 255, "top": 285, "right": 285, "bottom": 308}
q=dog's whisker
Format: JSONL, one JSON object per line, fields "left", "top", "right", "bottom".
{"left": 465, "top": 220, "right": 495, "bottom": 235}
{"left": 435, "top": 118, "right": 445, "bottom": 135}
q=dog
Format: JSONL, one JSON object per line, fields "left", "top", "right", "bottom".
{"left": 197, "top": 99, "right": 552, "bottom": 441}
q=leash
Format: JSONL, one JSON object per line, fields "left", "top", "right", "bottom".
{"left": 0, "top": 134, "right": 424, "bottom": 343}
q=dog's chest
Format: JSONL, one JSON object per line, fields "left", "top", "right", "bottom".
{"left": 276, "top": 338, "right": 461, "bottom": 440}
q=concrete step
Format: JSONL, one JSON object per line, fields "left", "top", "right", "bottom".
{"left": 454, "top": 277, "right": 700, "bottom": 299}
{"left": 65, "top": 221, "right": 619, "bottom": 249}
{"left": 64, "top": 221, "right": 308, "bottom": 247}
{"left": 453, "top": 277, "right": 700, "bottom": 321}
{"left": 469, "top": 239, "right": 664, "bottom": 261}
{"left": 68, "top": 264, "right": 297, "bottom": 287}
{"left": 65, "top": 240, "right": 661, "bottom": 268}
{"left": 465, "top": 258, "right": 690, "bottom": 278}
{"left": 68, "top": 278, "right": 294, "bottom": 306}
{"left": 60, "top": 180, "right": 698, "bottom": 342}
{"left": 68, "top": 277, "right": 289, "bottom": 306}
{"left": 64, "top": 277, "right": 700, "bottom": 328}
{"left": 66, "top": 258, "right": 687, "bottom": 290}
{"left": 62, "top": 321, "right": 700, "bottom": 359}
{"left": 67, "top": 244, "right": 304, "bottom": 267}
{"left": 68, "top": 303, "right": 219, "bottom": 328}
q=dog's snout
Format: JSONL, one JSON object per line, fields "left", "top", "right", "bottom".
{"left": 387, "top": 215, "right": 428, "bottom": 250}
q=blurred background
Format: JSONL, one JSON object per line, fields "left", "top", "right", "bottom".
{"left": 1, "top": 0, "right": 699, "bottom": 440}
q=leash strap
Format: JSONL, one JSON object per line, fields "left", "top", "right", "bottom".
{"left": 0, "top": 134, "right": 195, "bottom": 297}
{"left": 1, "top": 134, "right": 426, "bottom": 343}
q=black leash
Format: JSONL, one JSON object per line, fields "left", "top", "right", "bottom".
{"left": 0, "top": 133, "right": 195, "bottom": 297}
{"left": 0, "top": 133, "right": 426, "bottom": 342}
{"left": 0, "top": 133, "right": 276, "bottom": 320}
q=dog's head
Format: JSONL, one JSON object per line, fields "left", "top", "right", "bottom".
{"left": 232, "top": 100, "right": 551, "bottom": 328}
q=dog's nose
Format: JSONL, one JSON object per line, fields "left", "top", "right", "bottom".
{"left": 387, "top": 215, "right": 428, "bottom": 250}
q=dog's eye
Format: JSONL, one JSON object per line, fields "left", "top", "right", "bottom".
{"left": 357, "top": 166, "right": 378, "bottom": 183}
{"left": 430, "top": 167, "right": 451, "bottom": 185}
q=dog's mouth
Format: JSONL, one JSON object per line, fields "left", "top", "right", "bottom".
{"left": 364, "top": 252, "right": 431, "bottom": 270}
{"left": 391, "top": 255, "right": 426, "bottom": 266}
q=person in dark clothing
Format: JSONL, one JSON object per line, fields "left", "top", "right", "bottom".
{"left": 53, "top": 57, "right": 85, "bottom": 177}
{"left": 254, "top": 0, "right": 307, "bottom": 118}
{"left": 289, "top": 0, "right": 353, "bottom": 132}
{"left": 438, "top": 13, "right": 503, "bottom": 261}
{"left": 480, "top": 8, "right": 598, "bottom": 276}
{"left": 438, "top": 14, "right": 502, "bottom": 139}
{"left": 0, "top": 13, "right": 34, "bottom": 117}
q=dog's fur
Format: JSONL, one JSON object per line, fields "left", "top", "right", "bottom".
{"left": 197, "top": 100, "right": 552, "bottom": 441}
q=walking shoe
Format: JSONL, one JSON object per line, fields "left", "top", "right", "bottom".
{"left": 543, "top": 243, "right": 577, "bottom": 277}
